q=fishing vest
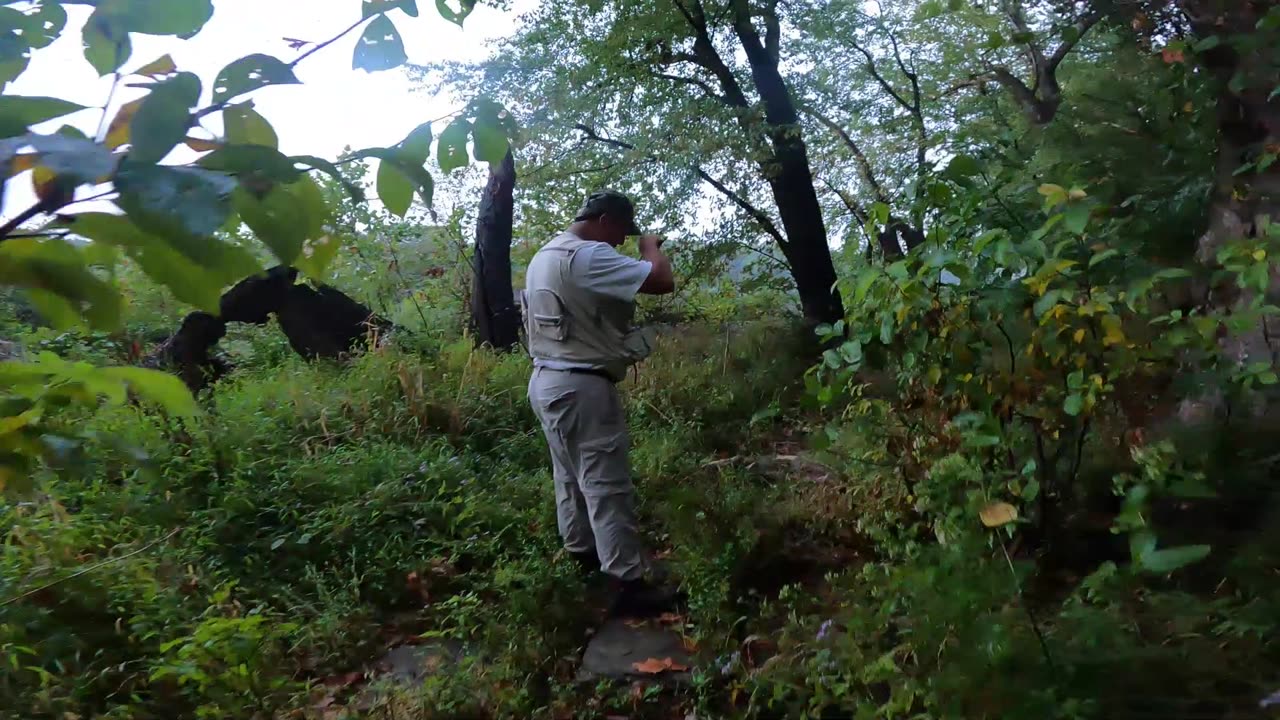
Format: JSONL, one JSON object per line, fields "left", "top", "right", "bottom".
{"left": 524, "top": 233, "right": 655, "bottom": 382}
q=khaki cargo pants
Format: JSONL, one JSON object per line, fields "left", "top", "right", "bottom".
{"left": 528, "top": 366, "right": 644, "bottom": 581}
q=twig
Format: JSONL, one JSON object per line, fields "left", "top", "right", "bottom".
{"left": 0, "top": 197, "right": 57, "bottom": 239}
{"left": 290, "top": 17, "right": 367, "bottom": 68}
{"left": 1, "top": 528, "right": 182, "bottom": 607}
{"left": 1000, "top": 537, "right": 1057, "bottom": 675}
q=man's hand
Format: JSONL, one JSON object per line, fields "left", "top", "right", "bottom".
{"left": 637, "top": 234, "right": 675, "bottom": 295}
{"left": 639, "top": 233, "right": 665, "bottom": 251}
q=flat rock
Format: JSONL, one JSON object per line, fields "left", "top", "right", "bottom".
{"left": 373, "top": 640, "right": 469, "bottom": 684}
{"left": 578, "top": 619, "right": 693, "bottom": 684}
{"left": 349, "top": 640, "right": 471, "bottom": 713}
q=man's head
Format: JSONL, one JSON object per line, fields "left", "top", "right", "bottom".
{"left": 568, "top": 190, "right": 641, "bottom": 247}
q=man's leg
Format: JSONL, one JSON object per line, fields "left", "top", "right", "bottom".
{"left": 528, "top": 370, "right": 597, "bottom": 563}
{"left": 573, "top": 376, "right": 646, "bottom": 582}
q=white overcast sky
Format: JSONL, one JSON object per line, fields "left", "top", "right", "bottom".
{"left": 1, "top": 0, "right": 528, "bottom": 222}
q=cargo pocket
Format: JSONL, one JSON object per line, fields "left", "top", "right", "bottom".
{"left": 579, "top": 429, "right": 632, "bottom": 497}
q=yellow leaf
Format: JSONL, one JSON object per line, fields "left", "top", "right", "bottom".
{"left": 32, "top": 165, "right": 58, "bottom": 202}
{"left": 105, "top": 98, "right": 145, "bottom": 150}
{"left": 1073, "top": 328, "right": 1086, "bottom": 343}
{"left": 1183, "top": 101, "right": 1193, "bottom": 113}
{"left": 1068, "top": 188, "right": 1088, "bottom": 200}
{"left": 1101, "top": 314, "right": 1125, "bottom": 346}
{"left": 183, "top": 136, "right": 223, "bottom": 152}
{"left": 980, "top": 502, "right": 1018, "bottom": 528}
{"left": 134, "top": 54, "right": 177, "bottom": 78}
{"left": 8, "top": 153, "right": 37, "bottom": 178}
{"left": 1253, "top": 249, "right": 1267, "bottom": 262}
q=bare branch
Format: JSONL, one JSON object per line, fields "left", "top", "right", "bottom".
{"left": 650, "top": 71, "right": 728, "bottom": 103}
{"left": 850, "top": 39, "right": 913, "bottom": 115}
{"left": 801, "top": 105, "right": 889, "bottom": 206}
{"left": 696, "top": 166, "right": 788, "bottom": 247}
{"left": 572, "top": 123, "right": 787, "bottom": 248}
{"left": 1047, "top": 11, "right": 1103, "bottom": 72}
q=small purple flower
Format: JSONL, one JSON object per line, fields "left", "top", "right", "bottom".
{"left": 1260, "top": 689, "right": 1280, "bottom": 708}
{"left": 817, "top": 619, "right": 833, "bottom": 641}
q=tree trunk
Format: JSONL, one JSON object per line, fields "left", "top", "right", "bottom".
{"left": 470, "top": 148, "right": 520, "bottom": 350}
{"left": 731, "top": 4, "right": 843, "bottom": 326}
{"left": 1175, "top": 1, "right": 1280, "bottom": 422}
{"left": 1191, "top": 3, "right": 1280, "bottom": 364}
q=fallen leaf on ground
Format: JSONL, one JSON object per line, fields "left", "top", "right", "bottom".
{"left": 632, "top": 656, "right": 689, "bottom": 674}
{"left": 623, "top": 618, "right": 649, "bottom": 628}
{"left": 682, "top": 635, "right": 699, "bottom": 652}
{"left": 321, "top": 671, "right": 363, "bottom": 689}
{"left": 656, "top": 612, "right": 683, "bottom": 625}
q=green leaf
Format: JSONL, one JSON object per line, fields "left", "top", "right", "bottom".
{"left": 398, "top": 121, "right": 433, "bottom": 164}
{"left": 1063, "top": 392, "right": 1084, "bottom": 416}
{"left": 363, "top": 0, "right": 419, "bottom": 17}
{"left": 1089, "top": 248, "right": 1119, "bottom": 268}
{"left": 197, "top": 143, "right": 301, "bottom": 185}
{"left": 98, "top": 367, "right": 197, "bottom": 416}
{"left": 5, "top": 3, "right": 67, "bottom": 51}
{"left": 1139, "top": 544, "right": 1211, "bottom": 574}
{"left": 223, "top": 102, "right": 278, "bottom": 148}
{"left": 234, "top": 178, "right": 328, "bottom": 265}
{"left": 352, "top": 15, "right": 406, "bottom": 73}
{"left": 0, "top": 96, "right": 87, "bottom": 138}
{"left": 853, "top": 268, "right": 879, "bottom": 304}
{"left": 295, "top": 235, "right": 342, "bottom": 280}
{"left": 945, "top": 154, "right": 980, "bottom": 181}
{"left": 212, "top": 54, "right": 300, "bottom": 104}
{"left": 377, "top": 160, "right": 414, "bottom": 217}
{"left": 437, "top": 118, "right": 470, "bottom": 173}
{"left": 0, "top": 237, "right": 123, "bottom": 330}
{"left": 346, "top": 146, "right": 434, "bottom": 207}
{"left": 878, "top": 312, "right": 894, "bottom": 345}
{"left": 71, "top": 212, "right": 233, "bottom": 311}
{"left": 128, "top": 71, "right": 200, "bottom": 165}
{"left": 291, "top": 155, "right": 365, "bottom": 203}
{"left": 1192, "top": 35, "right": 1221, "bottom": 53}
{"left": 472, "top": 110, "right": 509, "bottom": 164}
{"left": 435, "top": 0, "right": 477, "bottom": 25}
{"left": 82, "top": 14, "right": 131, "bottom": 76}
{"left": 91, "top": 0, "right": 214, "bottom": 38}
{"left": 114, "top": 164, "right": 236, "bottom": 238}
{"left": 1063, "top": 203, "right": 1090, "bottom": 235}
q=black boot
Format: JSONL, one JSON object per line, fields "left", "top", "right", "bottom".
{"left": 569, "top": 550, "right": 602, "bottom": 577}
{"left": 608, "top": 577, "right": 685, "bottom": 619}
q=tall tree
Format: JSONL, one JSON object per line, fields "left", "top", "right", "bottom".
{"left": 429, "top": 0, "right": 845, "bottom": 325}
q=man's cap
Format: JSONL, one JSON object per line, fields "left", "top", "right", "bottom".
{"left": 573, "top": 190, "right": 641, "bottom": 236}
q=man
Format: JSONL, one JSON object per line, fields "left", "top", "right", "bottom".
{"left": 524, "top": 190, "right": 677, "bottom": 617}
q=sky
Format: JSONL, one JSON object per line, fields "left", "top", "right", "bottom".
{"left": 1, "top": 0, "right": 528, "bottom": 222}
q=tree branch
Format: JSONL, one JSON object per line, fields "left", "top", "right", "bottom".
{"left": 571, "top": 123, "right": 787, "bottom": 248}
{"left": 801, "top": 105, "right": 889, "bottom": 206}
{"left": 650, "top": 70, "right": 728, "bottom": 103}
{"left": 849, "top": 39, "right": 913, "bottom": 115}
{"left": 673, "top": 0, "right": 750, "bottom": 108}
{"left": 695, "top": 166, "right": 788, "bottom": 247}
{"left": 1047, "top": 11, "right": 1102, "bottom": 72}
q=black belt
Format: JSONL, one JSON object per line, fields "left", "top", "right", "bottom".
{"left": 545, "top": 366, "right": 615, "bottom": 382}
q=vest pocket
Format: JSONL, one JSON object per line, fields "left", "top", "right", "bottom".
{"left": 528, "top": 288, "right": 570, "bottom": 341}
